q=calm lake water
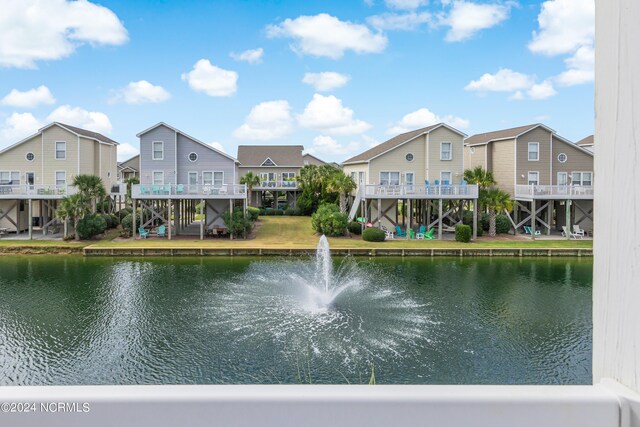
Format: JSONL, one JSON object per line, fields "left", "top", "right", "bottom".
{"left": 0, "top": 256, "right": 592, "bottom": 385}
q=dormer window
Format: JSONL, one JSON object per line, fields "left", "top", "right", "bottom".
{"left": 261, "top": 157, "right": 276, "bottom": 166}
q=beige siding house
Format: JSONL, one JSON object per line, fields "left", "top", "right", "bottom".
{"left": 464, "top": 124, "right": 594, "bottom": 236}
{"left": 0, "top": 122, "right": 119, "bottom": 234}
{"left": 302, "top": 153, "right": 327, "bottom": 166}
{"left": 118, "top": 154, "right": 140, "bottom": 181}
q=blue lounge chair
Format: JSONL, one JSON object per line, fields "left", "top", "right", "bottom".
{"left": 152, "top": 185, "right": 160, "bottom": 194}
{"left": 138, "top": 227, "right": 149, "bottom": 239}
{"left": 395, "top": 225, "right": 406, "bottom": 237}
{"left": 176, "top": 184, "right": 184, "bottom": 194}
{"left": 523, "top": 225, "right": 541, "bottom": 236}
{"left": 163, "top": 185, "right": 171, "bottom": 195}
{"left": 416, "top": 225, "right": 427, "bottom": 239}
{"left": 157, "top": 225, "right": 166, "bottom": 237}
{"left": 140, "top": 185, "right": 149, "bottom": 195}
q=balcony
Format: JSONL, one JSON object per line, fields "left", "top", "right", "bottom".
{"left": 254, "top": 180, "right": 299, "bottom": 190}
{"left": 515, "top": 185, "right": 594, "bottom": 200}
{"left": 132, "top": 184, "right": 247, "bottom": 199}
{"left": 363, "top": 184, "right": 479, "bottom": 199}
{"left": 0, "top": 184, "right": 77, "bottom": 199}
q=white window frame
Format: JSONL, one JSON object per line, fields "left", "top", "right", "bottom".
{"left": 350, "top": 172, "right": 357, "bottom": 182}
{"left": 557, "top": 153, "right": 568, "bottom": 163}
{"left": 188, "top": 152, "right": 198, "bottom": 163}
{"left": 202, "top": 171, "right": 213, "bottom": 186}
{"left": 282, "top": 172, "right": 295, "bottom": 182}
{"left": 25, "top": 152, "right": 35, "bottom": 162}
{"left": 528, "top": 171, "right": 539, "bottom": 185}
{"left": 572, "top": 171, "right": 593, "bottom": 186}
{"left": 440, "top": 142, "right": 453, "bottom": 161}
{"left": 358, "top": 171, "right": 365, "bottom": 184}
{"left": 557, "top": 172, "right": 568, "bottom": 186}
{"left": 213, "top": 171, "right": 224, "bottom": 188}
{"left": 440, "top": 171, "right": 452, "bottom": 184}
{"left": 0, "top": 170, "right": 20, "bottom": 185}
{"left": 152, "top": 171, "right": 164, "bottom": 185}
{"left": 405, "top": 153, "right": 415, "bottom": 162}
{"left": 528, "top": 142, "right": 540, "bottom": 161}
{"left": 380, "top": 171, "right": 400, "bottom": 186}
{"left": 152, "top": 141, "right": 164, "bottom": 161}
{"left": 26, "top": 172, "right": 35, "bottom": 187}
{"left": 55, "top": 141, "right": 66, "bottom": 160}
{"left": 55, "top": 171, "right": 66, "bottom": 187}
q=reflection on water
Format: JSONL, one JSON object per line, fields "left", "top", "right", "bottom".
{"left": 0, "top": 255, "right": 592, "bottom": 385}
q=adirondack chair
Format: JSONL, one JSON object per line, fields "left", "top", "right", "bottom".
{"left": 157, "top": 225, "right": 166, "bottom": 237}
{"left": 176, "top": 184, "right": 185, "bottom": 195}
{"left": 572, "top": 225, "right": 585, "bottom": 238}
{"left": 395, "top": 225, "right": 406, "bottom": 237}
{"left": 424, "top": 228, "right": 435, "bottom": 240}
{"left": 523, "top": 225, "right": 541, "bottom": 236}
{"left": 140, "top": 185, "right": 149, "bottom": 195}
{"left": 138, "top": 227, "right": 149, "bottom": 239}
{"left": 152, "top": 185, "right": 160, "bottom": 195}
{"left": 163, "top": 185, "right": 171, "bottom": 195}
{"left": 415, "top": 225, "right": 427, "bottom": 240}
{"left": 562, "top": 226, "right": 579, "bottom": 239}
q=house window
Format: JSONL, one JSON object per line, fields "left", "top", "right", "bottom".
{"left": 261, "top": 158, "right": 276, "bottom": 166}
{"left": 440, "top": 142, "right": 452, "bottom": 160}
{"left": 55, "top": 171, "right": 66, "bottom": 187}
{"left": 470, "top": 147, "right": 475, "bottom": 154}
{"left": 188, "top": 152, "right": 198, "bottom": 162}
{"left": 55, "top": 141, "right": 66, "bottom": 160}
{"left": 350, "top": 172, "right": 357, "bottom": 182}
{"left": 213, "top": 171, "right": 224, "bottom": 187}
{"left": 557, "top": 153, "right": 568, "bottom": 163}
{"left": 380, "top": 171, "right": 400, "bottom": 186}
{"left": 152, "top": 171, "right": 164, "bottom": 185}
{"left": 528, "top": 171, "right": 539, "bottom": 185}
{"left": 528, "top": 142, "right": 539, "bottom": 161}
{"left": 152, "top": 141, "right": 164, "bottom": 160}
{"left": 358, "top": 171, "right": 365, "bottom": 184}
{"left": 440, "top": 171, "right": 452, "bottom": 184}
{"left": 558, "top": 172, "right": 568, "bottom": 186}
{"left": 0, "top": 171, "right": 20, "bottom": 185}
{"left": 572, "top": 172, "right": 593, "bottom": 186}
{"left": 405, "top": 153, "right": 414, "bottom": 162}
{"left": 202, "top": 171, "right": 213, "bottom": 186}
{"left": 282, "top": 172, "right": 295, "bottom": 182}
{"left": 25, "top": 152, "right": 35, "bottom": 161}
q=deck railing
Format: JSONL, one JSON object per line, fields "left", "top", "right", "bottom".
{"left": 255, "top": 181, "right": 298, "bottom": 189}
{"left": 363, "top": 184, "right": 479, "bottom": 198}
{"left": 0, "top": 184, "right": 77, "bottom": 197}
{"left": 515, "top": 185, "right": 594, "bottom": 199}
{"left": 132, "top": 184, "right": 247, "bottom": 198}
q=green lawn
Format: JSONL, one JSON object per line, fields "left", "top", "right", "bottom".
{"left": 87, "top": 216, "right": 593, "bottom": 249}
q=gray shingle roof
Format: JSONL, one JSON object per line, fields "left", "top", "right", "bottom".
{"left": 576, "top": 135, "right": 594, "bottom": 146}
{"left": 237, "top": 145, "right": 304, "bottom": 166}
{"left": 342, "top": 124, "right": 443, "bottom": 164}
{"left": 56, "top": 122, "right": 119, "bottom": 145}
{"left": 464, "top": 124, "right": 541, "bottom": 145}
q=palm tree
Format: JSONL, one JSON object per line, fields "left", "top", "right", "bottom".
{"left": 72, "top": 174, "right": 106, "bottom": 213}
{"left": 57, "top": 194, "right": 90, "bottom": 241}
{"left": 326, "top": 172, "right": 356, "bottom": 213}
{"left": 483, "top": 187, "right": 513, "bottom": 237}
{"left": 240, "top": 172, "right": 261, "bottom": 206}
{"left": 463, "top": 166, "right": 497, "bottom": 233}
{"left": 125, "top": 176, "right": 140, "bottom": 207}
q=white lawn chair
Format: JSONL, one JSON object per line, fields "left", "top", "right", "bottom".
{"left": 573, "top": 225, "right": 585, "bottom": 238}
{"left": 382, "top": 226, "right": 394, "bottom": 240}
{"left": 562, "top": 226, "right": 580, "bottom": 239}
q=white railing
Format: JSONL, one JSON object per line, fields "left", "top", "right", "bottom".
{"left": 255, "top": 180, "right": 298, "bottom": 189}
{"left": 0, "top": 184, "right": 77, "bottom": 197}
{"left": 515, "top": 185, "right": 594, "bottom": 199}
{"left": 132, "top": 184, "right": 247, "bottom": 198}
{"left": 363, "top": 184, "right": 479, "bottom": 198}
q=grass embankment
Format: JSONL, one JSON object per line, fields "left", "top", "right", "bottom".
{"left": 87, "top": 216, "right": 593, "bottom": 250}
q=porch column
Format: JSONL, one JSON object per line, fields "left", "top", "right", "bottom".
{"left": 243, "top": 198, "right": 247, "bottom": 239}
{"left": 472, "top": 200, "right": 478, "bottom": 240}
{"left": 565, "top": 200, "right": 571, "bottom": 240}
{"left": 438, "top": 199, "right": 443, "bottom": 240}
{"left": 546, "top": 202, "right": 553, "bottom": 236}
{"left": 377, "top": 198, "right": 381, "bottom": 228}
{"left": 407, "top": 198, "right": 412, "bottom": 239}
{"left": 64, "top": 218, "right": 68, "bottom": 238}
{"left": 531, "top": 202, "right": 536, "bottom": 241}
{"left": 200, "top": 198, "right": 204, "bottom": 240}
{"left": 168, "top": 199, "right": 172, "bottom": 240}
{"left": 132, "top": 199, "right": 137, "bottom": 239}
{"left": 229, "top": 199, "right": 234, "bottom": 240}
{"left": 42, "top": 201, "right": 47, "bottom": 235}
{"left": 28, "top": 199, "right": 32, "bottom": 240}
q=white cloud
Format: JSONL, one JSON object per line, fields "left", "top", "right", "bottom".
{"left": 386, "top": 107, "right": 470, "bottom": 134}
{"left": 512, "top": 80, "right": 557, "bottom": 100}
{"left": 308, "top": 135, "right": 362, "bottom": 157}
{"left": 1, "top": 85, "right": 55, "bottom": 108}
{"left": 298, "top": 94, "right": 372, "bottom": 135}
{"left": 233, "top": 100, "right": 293, "bottom": 141}
{"left": 110, "top": 80, "right": 171, "bottom": 105}
{"left": 0, "top": 113, "right": 43, "bottom": 146}
{"left": 384, "top": 0, "right": 429, "bottom": 10}
{"left": 465, "top": 68, "right": 535, "bottom": 93}
{"left": 47, "top": 105, "right": 112, "bottom": 134}
{"left": 230, "top": 48, "right": 264, "bottom": 64}
{"left": 442, "top": 1, "right": 512, "bottom": 42}
{"left": 528, "top": 0, "right": 594, "bottom": 56}
{"left": 181, "top": 59, "right": 238, "bottom": 97}
{"left": 0, "top": 0, "right": 128, "bottom": 68}
{"left": 367, "top": 12, "right": 433, "bottom": 31}
{"left": 554, "top": 45, "right": 594, "bottom": 86}
{"left": 266, "top": 13, "right": 388, "bottom": 59}
{"left": 117, "top": 143, "right": 139, "bottom": 162}
{"left": 208, "top": 141, "right": 226, "bottom": 153}
{"left": 302, "top": 72, "right": 351, "bottom": 92}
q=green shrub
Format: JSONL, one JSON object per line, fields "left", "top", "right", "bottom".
{"left": 455, "top": 224, "right": 472, "bottom": 243}
{"left": 265, "top": 209, "right": 284, "bottom": 216}
{"left": 121, "top": 213, "right": 141, "bottom": 234}
{"left": 495, "top": 214, "right": 512, "bottom": 234}
{"left": 247, "top": 206, "right": 260, "bottom": 221}
{"left": 76, "top": 213, "right": 107, "bottom": 239}
{"left": 462, "top": 210, "right": 474, "bottom": 226}
{"left": 363, "top": 227, "right": 386, "bottom": 242}
{"left": 284, "top": 207, "right": 301, "bottom": 216}
{"left": 311, "top": 204, "right": 348, "bottom": 237}
{"left": 481, "top": 213, "right": 490, "bottom": 231}
{"left": 347, "top": 221, "right": 362, "bottom": 235}
{"left": 222, "top": 209, "right": 253, "bottom": 237}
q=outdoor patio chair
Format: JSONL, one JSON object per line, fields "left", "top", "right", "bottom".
{"left": 157, "top": 225, "right": 166, "bottom": 237}
{"left": 138, "top": 227, "right": 149, "bottom": 239}
{"left": 152, "top": 185, "right": 160, "bottom": 195}
{"left": 523, "top": 225, "right": 541, "bottom": 236}
{"left": 573, "top": 225, "right": 586, "bottom": 238}
{"left": 218, "top": 185, "right": 228, "bottom": 195}
{"left": 176, "top": 184, "right": 184, "bottom": 195}
{"left": 423, "top": 228, "right": 435, "bottom": 240}
{"left": 395, "top": 225, "right": 406, "bottom": 237}
{"left": 416, "top": 225, "right": 427, "bottom": 239}
{"left": 562, "top": 226, "right": 580, "bottom": 239}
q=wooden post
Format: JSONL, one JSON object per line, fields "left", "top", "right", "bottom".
{"left": 472, "top": 200, "right": 478, "bottom": 240}
{"left": 377, "top": 198, "right": 382, "bottom": 228}
{"left": 546, "top": 202, "right": 553, "bottom": 235}
{"left": 64, "top": 218, "right": 68, "bottom": 238}
{"left": 200, "top": 198, "right": 204, "bottom": 240}
{"left": 243, "top": 198, "right": 247, "bottom": 239}
{"left": 438, "top": 199, "right": 443, "bottom": 240}
{"left": 168, "top": 199, "right": 172, "bottom": 240}
{"left": 229, "top": 199, "right": 234, "bottom": 240}
{"left": 565, "top": 200, "right": 571, "bottom": 240}
{"left": 407, "top": 198, "right": 412, "bottom": 239}
{"left": 132, "top": 199, "right": 137, "bottom": 239}
{"left": 42, "top": 201, "right": 46, "bottom": 235}
{"left": 28, "top": 199, "right": 32, "bottom": 240}
{"left": 531, "top": 201, "right": 536, "bottom": 240}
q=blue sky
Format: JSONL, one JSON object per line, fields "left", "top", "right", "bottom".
{"left": 0, "top": 0, "right": 594, "bottom": 162}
